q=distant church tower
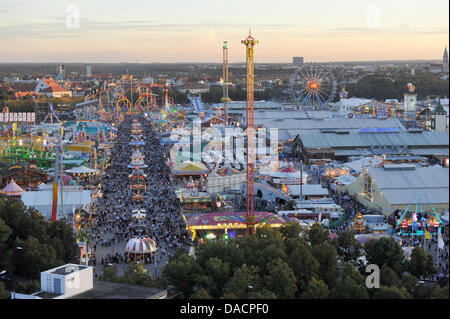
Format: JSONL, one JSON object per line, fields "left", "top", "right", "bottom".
{"left": 444, "top": 47, "right": 449, "bottom": 74}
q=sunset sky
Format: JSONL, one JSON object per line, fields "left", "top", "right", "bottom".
{"left": 0, "top": 0, "right": 448, "bottom": 63}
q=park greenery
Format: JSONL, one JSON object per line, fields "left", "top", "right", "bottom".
{"left": 0, "top": 197, "right": 448, "bottom": 300}
{"left": 346, "top": 70, "right": 449, "bottom": 101}
{"left": 161, "top": 223, "right": 448, "bottom": 299}
{"left": 0, "top": 195, "right": 78, "bottom": 297}
{"left": 0, "top": 87, "right": 84, "bottom": 113}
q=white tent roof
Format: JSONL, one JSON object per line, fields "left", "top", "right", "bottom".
{"left": 287, "top": 184, "right": 329, "bottom": 197}
{"left": 334, "top": 174, "right": 357, "bottom": 186}
{"left": 21, "top": 190, "right": 92, "bottom": 219}
{"left": 344, "top": 157, "right": 383, "bottom": 173}
{"left": 367, "top": 166, "right": 449, "bottom": 205}
{"left": 65, "top": 166, "right": 98, "bottom": 174}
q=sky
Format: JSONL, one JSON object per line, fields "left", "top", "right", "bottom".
{"left": 0, "top": 0, "right": 448, "bottom": 63}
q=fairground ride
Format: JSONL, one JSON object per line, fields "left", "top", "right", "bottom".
{"left": 396, "top": 196, "right": 443, "bottom": 237}
{"left": 291, "top": 63, "right": 336, "bottom": 108}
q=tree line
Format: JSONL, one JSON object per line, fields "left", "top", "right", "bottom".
{"left": 161, "top": 224, "right": 448, "bottom": 299}
{"left": 346, "top": 71, "right": 449, "bottom": 101}
{"left": 0, "top": 196, "right": 78, "bottom": 297}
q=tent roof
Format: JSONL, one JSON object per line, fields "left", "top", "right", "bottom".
{"left": 217, "top": 167, "right": 240, "bottom": 175}
{"left": 367, "top": 166, "right": 449, "bottom": 205}
{"left": 1, "top": 179, "right": 25, "bottom": 195}
{"left": 65, "top": 166, "right": 99, "bottom": 174}
{"left": 186, "top": 211, "right": 286, "bottom": 228}
{"left": 21, "top": 190, "right": 92, "bottom": 207}
{"left": 172, "top": 161, "right": 208, "bottom": 174}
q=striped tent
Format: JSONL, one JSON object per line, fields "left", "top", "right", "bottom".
{"left": 1, "top": 179, "right": 25, "bottom": 196}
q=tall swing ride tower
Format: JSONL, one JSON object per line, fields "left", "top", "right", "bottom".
{"left": 242, "top": 31, "right": 258, "bottom": 236}
{"left": 221, "top": 41, "right": 231, "bottom": 127}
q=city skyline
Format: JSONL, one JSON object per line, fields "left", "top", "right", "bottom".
{"left": 0, "top": 0, "right": 449, "bottom": 63}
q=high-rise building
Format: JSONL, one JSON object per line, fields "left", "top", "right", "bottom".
{"left": 293, "top": 57, "right": 304, "bottom": 67}
{"left": 86, "top": 65, "right": 92, "bottom": 77}
{"left": 443, "top": 47, "right": 449, "bottom": 74}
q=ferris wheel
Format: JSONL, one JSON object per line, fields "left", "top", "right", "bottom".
{"left": 291, "top": 63, "right": 336, "bottom": 108}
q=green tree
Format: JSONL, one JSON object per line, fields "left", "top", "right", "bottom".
{"left": 412, "top": 284, "right": 434, "bottom": 299}
{"left": 432, "top": 284, "right": 449, "bottom": 299}
{"left": 263, "top": 258, "right": 297, "bottom": 298}
{"left": 0, "top": 282, "right": 10, "bottom": 299}
{"left": 248, "top": 289, "right": 277, "bottom": 299}
{"left": 329, "top": 277, "right": 369, "bottom": 299}
{"left": 0, "top": 218, "right": 12, "bottom": 271}
{"left": 301, "top": 277, "right": 329, "bottom": 299}
{"left": 409, "top": 247, "right": 436, "bottom": 278}
{"left": 280, "top": 222, "right": 302, "bottom": 239}
{"left": 163, "top": 253, "right": 202, "bottom": 298}
{"left": 287, "top": 239, "right": 320, "bottom": 294}
{"left": 123, "top": 263, "right": 151, "bottom": 286}
{"left": 101, "top": 265, "right": 119, "bottom": 282}
{"left": 342, "top": 263, "right": 365, "bottom": 286}
{"left": 227, "top": 264, "right": 262, "bottom": 299}
{"left": 401, "top": 274, "right": 419, "bottom": 295}
{"left": 202, "top": 257, "right": 231, "bottom": 298}
{"left": 307, "top": 223, "right": 330, "bottom": 246}
{"left": 312, "top": 242, "right": 339, "bottom": 288}
{"left": 220, "top": 292, "right": 237, "bottom": 299}
{"left": 15, "top": 280, "right": 40, "bottom": 294}
{"left": 373, "top": 286, "right": 410, "bottom": 299}
{"left": 13, "top": 236, "right": 60, "bottom": 278}
{"left": 0, "top": 218, "right": 12, "bottom": 244}
{"left": 380, "top": 264, "right": 401, "bottom": 287}
{"left": 365, "top": 237, "right": 404, "bottom": 275}
{"left": 191, "top": 288, "right": 212, "bottom": 299}
{"left": 0, "top": 198, "right": 77, "bottom": 279}
{"left": 333, "top": 231, "right": 362, "bottom": 263}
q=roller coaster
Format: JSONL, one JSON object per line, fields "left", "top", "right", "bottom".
{"left": 86, "top": 80, "right": 175, "bottom": 115}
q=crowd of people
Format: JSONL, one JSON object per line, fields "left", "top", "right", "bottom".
{"left": 87, "top": 114, "right": 189, "bottom": 276}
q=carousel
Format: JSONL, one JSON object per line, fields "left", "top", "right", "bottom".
{"left": 1, "top": 178, "right": 25, "bottom": 197}
{"left": 128, "top": 149, "right": 147, "bottom": 169}
{"left": 131, "top": 150, "right": 145, "bottom": 161}
{"left": 131, "top": 122, "right": 142, "bottom": 134}
{"left": 132, "top": 209, "right": 147, "bottom": 219}
{"left": 65, "top": 166, "right": 99, "bottom": 178}
{"left": 133, "top": 191, "right": 145, "bottom": 202}
{"left": 128, "top": 158, "right": 147, "bottom": 169}
{"left": 125, "top": 237, "right": 157, "bottom": 262}
{"left": 129, "top": 140, "right": 145, "bottom": 147}
{"left": 129, "top": 166, "right": 147, "bottom": 179}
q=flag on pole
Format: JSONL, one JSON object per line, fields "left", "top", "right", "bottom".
{"left": 438, "top": 228, "right": 444, "bottom": 250}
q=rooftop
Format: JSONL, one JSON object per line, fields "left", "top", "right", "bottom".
{"left": 49, "top": 264, "right": 88, "bottom": 276}
{"left": 299, "top": 131, "right": 449, "bottom": 149}
{"left": 69, "top": 280, "right": 166, "bottom": 299}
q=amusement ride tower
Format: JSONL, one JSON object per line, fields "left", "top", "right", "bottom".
{"left": 221, "top": 41, "right": 231, "bottom": 127}
{"left": 242, "top": 31, "right": 258, "bottom": 236}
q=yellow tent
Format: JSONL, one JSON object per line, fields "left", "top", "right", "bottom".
{"left": 172, "top": 161, "right": 208, "bottom": 175}
{"left": 67, "top": 140, "right": 95, "bottom": 152}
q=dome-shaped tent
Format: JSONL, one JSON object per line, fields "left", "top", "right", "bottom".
{"left": 1, "top": 179, "right": 25, "bottom": 196}
{"left": 125, "top": 237, "right": 157, "bottom": 262}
